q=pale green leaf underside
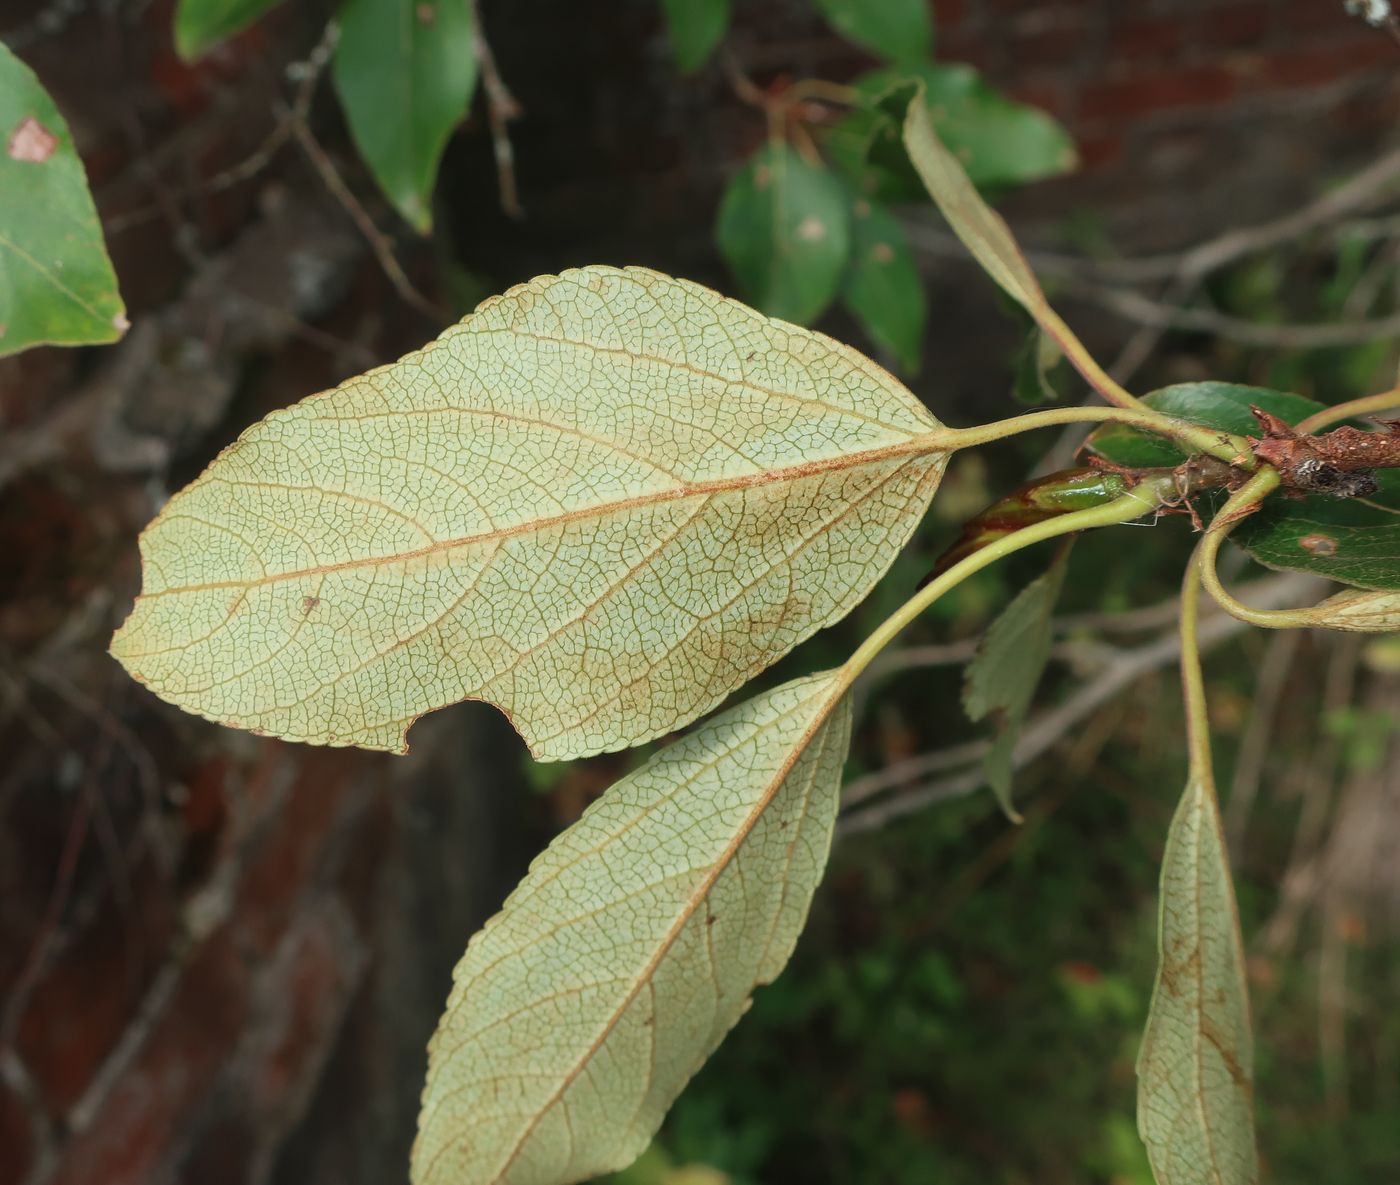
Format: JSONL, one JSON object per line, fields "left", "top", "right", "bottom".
{"left": 412, "top": 671, "right": 852, "bottom": 1185}
{"left": 110, "top": 267, "right": 944, "bottom": 759}
{"left": 1137, "top": 774, "right": 1258, "bottom": 1185}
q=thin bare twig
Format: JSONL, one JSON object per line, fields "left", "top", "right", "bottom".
{"left": 285, "top": 111, "right": 446, "bottom": 322}
{"left": 468, "top": 0, "right": 523, "bottom": 219}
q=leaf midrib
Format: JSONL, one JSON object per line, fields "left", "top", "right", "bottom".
{"left": 134, "top": 434, "right": 945, "bottom": 600}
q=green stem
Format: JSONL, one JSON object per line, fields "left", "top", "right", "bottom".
{"left": 838, "top": 478, "right": 1174, "bottom": 688}
{"left": 1295, "top": 384, "right": 1400, "bottom": 435}
{"left": 1194, "top": 467, "right": 1324, "bottom": 629}
{"left": 942, "top": 406, "right": 1255, "bottom": 466}
{"left": 1038, "top": 308, "right": 1152, "bottom": 415}
{"left": 1179, "top": 547, "right": 1215, "bottom": 778}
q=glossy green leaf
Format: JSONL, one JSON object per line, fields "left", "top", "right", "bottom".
{"left": 332, "top": 0, "right": 478, "bottom": 232}
{"left": 660, "top": 0, "right": 732, "bottom": 73}
{"left": 1231, "top": 467, "right": 1400, "bottom": 591}
{"left": 716, "top": 141, "right": 851, "bottom": 325}
{"left": 1137, "top": 772, "right": 1258, "bottom": 1185}
{"left": 412, "top": 671, "right": 852, "bottom": 1185}
{"left": 812, "top": 0, "right": 931, "bottom": 65}
{"left": 110, "top": 267, "right": 948, "bottom": 759}
{"left": 963, "top": 549, "right": 1068, "bottom": 821}
{"left": 1086, "top": 383, "right": 1326, "bottom": 469}
{"left": 833, "top": 63, "right": 1075, "bottom": 200}
{"left": 841, "top": 194, "right": 926, "bottom": 372}
{"left": 0, "top": 44, "right": 125, "bottom": 357}
{"left": 173, "top": 0, "right": 284, "bottom": 59}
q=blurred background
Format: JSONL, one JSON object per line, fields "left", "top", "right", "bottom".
{"left": 2, "top": 2, "right": 1400, "bottom": 1183}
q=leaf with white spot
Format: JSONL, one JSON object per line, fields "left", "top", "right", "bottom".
{"left": 716, "top": 141, "right": 852, "bottom": 325}
{"left": 1137, "top": 772, "right": 1258, "bottom": 1185}
{"left": 841, "top": 193, "right": 926, "bottom": 373}
{"left": 110, "top": 267, "right": 948, "bottom": 759}
{"left": 0, "top": 43, "right": 126, "bottom": 357}
{"left": 412, "top": 670, "right": 852, "bottom": 1185}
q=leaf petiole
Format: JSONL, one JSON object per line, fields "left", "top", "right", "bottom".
{"left": 838, "top": 477, "right": 1176, "bottom": 688}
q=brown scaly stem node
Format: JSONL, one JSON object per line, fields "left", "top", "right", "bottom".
{"left": 1248, "top": 407, "right": 1400, "bottom": 498}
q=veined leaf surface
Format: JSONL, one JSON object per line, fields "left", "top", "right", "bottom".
{"left": 412, "top": 670, "right": 852, "bottom": 1185}
{"left": 1137, "top": 773, "right": 1258, "bottom": 1185}
{"left": 110, "top": 267, "right": 946, "bottom": 759}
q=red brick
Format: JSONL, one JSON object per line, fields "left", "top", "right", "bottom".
{"left": 1236, "top": 38, "right": 1399, "bottom": 91}
{"left": 1077, "top": 132, "right": 1126, "bottom": 170}
{"left": 14, "top": 859, "right": 176, "bottom": 1116}
{"left": 1080, "top": 64, "right": 1238, "bottom": 121}
{"left": 1283, "top": 0, "right": 1371, "bottom": 36}
{"left": 46, "top": 918, "right": 254, "bottom": 1185}
{"left": 250, "top": 907, "right": 361, "bottom": 1113}
{"left": 0, "top": 1079, "right": 37, "bottom": 1185}
{"left": 1111, "top": 17, "right": 1185, "bottom": 62}
{"left": 234, "top": 751, "right": 364, "bottom": 955}
{"left": 931, "top": 0, "right": 966, "bottom": 29}
{"left": 1010, "top": 25, "right": 1088, "bottom": 71}
{"left": 1201, "top": 3, "right": 1274, "bottom": 48}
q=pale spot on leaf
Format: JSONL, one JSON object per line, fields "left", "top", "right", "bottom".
{"left": 8, "top": 116, "right": 57, "bottom": 162}
{"left": 796, "top": 215, "right": 827, "bottom": 241}
{"left": 871, "top": 242, "right": 895, "bottom": 264}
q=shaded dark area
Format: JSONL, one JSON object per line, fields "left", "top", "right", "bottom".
{"left": 3, "top": 2, "right": 1400, "bottom": 1184}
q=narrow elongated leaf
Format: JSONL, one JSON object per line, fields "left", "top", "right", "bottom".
{"left": 1137, "top": 773, "right": 1258, "bottom": 1185}
{"left": 812, "top": 0, "right": 931, "bottom": 65}
{"left": 716, "top": 142, "right": 852, "bottom": 325}
{"left": 110, "top": 267, "right": 947, "bottom": 759}
{"left": 173, "top": 0, "right": 284, "bottom": 59}
{"left": 0, "top": 44, "right": 125, "bottom": 357}
{"left": 332, "top": 0, "right": 478, "bottom": 232}
{"left": 412, "top": 671, "right": 853, "bottom": 1185}
{"left": 963, "top": 548, "right": 1068, "bottom": 820}
{"left": 898, "top": 85, "right": 1048, "bottom": 318}
{"left": 1304, "top": 587, "right": 1400, "bottom": 631}
{"left": 835, "top": 64, "right": 1076, "bottom": 199}
{"left": 841, "top": 194, "right": 926, "bottom": 372}
{"left": 660, "top": 0, "right": 732, "bottom": 73}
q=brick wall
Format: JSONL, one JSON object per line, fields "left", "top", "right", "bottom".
{"left": 2, "top": 3, "right": 1397, "bottom": 1185}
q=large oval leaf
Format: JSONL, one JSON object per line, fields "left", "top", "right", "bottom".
{"left": 412, "top": 670, "right": 852, "bottom": 1185}
{"left": 0, "top": 44, "right": 126, "bottom": 357}
{"left": 1137, "top": 773, "right": 1258, "bottom": 1185}
{"left": 110, "top": 267, "right": 945, "bottom": 758}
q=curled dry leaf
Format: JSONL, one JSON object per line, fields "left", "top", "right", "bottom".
{"left": 412, "top": 671, "right": 852, "bottom": 1185}
{"left": 111, "top": 267, "right": 948, "bottom": 759}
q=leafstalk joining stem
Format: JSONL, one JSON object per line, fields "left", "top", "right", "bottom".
{"left": 838, "top": 478, "right": 1175, "bottom": 689}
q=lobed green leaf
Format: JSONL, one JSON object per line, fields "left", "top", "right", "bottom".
{"left": 110, "top": 267, "right": 947, "bottom": 759}
{"left": 0, "top": 44, "right": 126, "bottom": 357}
{"left": 412, "top": 671, "right": 852, "bottom": 1185}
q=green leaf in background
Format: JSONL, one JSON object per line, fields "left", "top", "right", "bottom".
{"left": 661, "top": 0, "right": 732, "bottom": 73}
{"left": 173, "top": 0, "right": 285, "bottom": 60}
{"left": 811, "top": 0, "right": 932, "bottom": 66}
{"left": 1231, "top": 468, "right": 1400, "bottom": 591}
{"left": 962, "top": 547, "right": 1069, "bottom": 821}
{"left": 841, "top": 193, "right": 926, "bottom": 372}
{"left": 332, "top": 0, "right": 478, "bottom": 232}
{"left": 412, "top": 672, "right": 853, "bottom": 1185}
{"left": 0, "top": 44, "right": 125, "bottom": 357}
{"left": 1086, "top": 383, "right": 1327, "bottom": 469}
{"left": 716, "top": 141, "right": 851, "bottom": 324}
{"left": 1011, "top": 324, "right": 1064, "bottom": 405}
{"left": 1137, "top": 772, "right": 1258, "bottom": 1185}
{"left": 833, "top": 63, "right": 1076, "bottom": 200}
